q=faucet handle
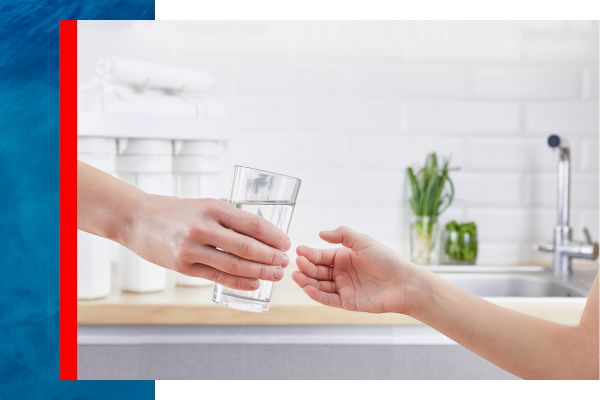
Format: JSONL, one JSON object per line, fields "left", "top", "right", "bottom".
{"left": 582, "top": 227, "right": 599, "bottom": 260}
{"left": 582, "top": 227, "right": 593, "bottom": 244}
{"left": 535, "top": 242, "right": 554, "bottom": 253}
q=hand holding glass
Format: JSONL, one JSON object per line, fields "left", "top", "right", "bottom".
{"left": 212, "top": 166, "right": 301, "bottom": 312}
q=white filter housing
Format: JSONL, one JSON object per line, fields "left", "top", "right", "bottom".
{"left": 173, "top": 140, "right": 226, "bottom": 287}
{"left": 77, "top": 137, "right": 116, "bottom": 300}
{"left": 117, "top": 139, "right": 173, "bottom": 293}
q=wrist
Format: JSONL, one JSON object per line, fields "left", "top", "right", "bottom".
{"left": 111, "top": 187, "right": 148, "bottom": 249}
{"left": 406, "top": 268, "right": 443, "bottom": 320}
{"left": 391, "top": 265, "right": 437, "bottom": 318}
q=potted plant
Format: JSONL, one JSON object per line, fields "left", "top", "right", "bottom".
{"left": 406, "top": 153, "right": 455, "bottom": 264}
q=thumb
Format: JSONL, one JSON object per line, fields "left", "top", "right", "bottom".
{"left": 319, "top": 226, "right": 372, "bottom": 250}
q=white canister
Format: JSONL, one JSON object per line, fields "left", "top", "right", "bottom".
{"left": 77, "top": 137, "right": 116, "bottom": 300}
{"left": 173, "top": 140, "right": 227, "bottom": 287}
{"left": 117, "top": 139, "right": 173, "bottom": 293}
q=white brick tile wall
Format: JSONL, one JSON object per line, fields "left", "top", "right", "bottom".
{"left": 294, "top": 169, "right": 404, "bottom": 206}
{"left": 406, "top": 101, "right": 520, "bottom": 133}
{"left": 235, "top": 64, "right": 347, "bottom": 97}
{"left": 523, "top": 173, "right": 600, "bottom": 208}
{"left": 222, "top": 97, "right": 292, "bottom": 133}
{"left": 175, "top": 22, "right": 295, "bottom": 59}
{"left": 347, "top": 136, "right": 465, "bottom": 169}
{"left": 352, "top": 66, "right": 466, "bottom": 98}
{"left": 519, "top": 21, "right": 566, "bottom": 33}
{"left": 293, "top": 98, "right": 405, "bottom": 133}
{"left": 229, "top": 134, "right": 347, "bottom": 170}
{"left": 523, "top": 33, "right": 599, "bottom": 64}
{"left": 523, "top": 102, "right": 599, "bottom": 134}
{"left": 289, "top": 205, "right": 402, "bottom": 245}
{"left": 470, "top": 67, "right": 580, "bottom": 99}
{"left": 579, "top": 138, "right": 600, "bottom": 172}
{"left": 403, "top": 22, "right": 522, "bottom": 62}
{"left": 79, "top": 21, "right": 599, "bottom": 265}
{"left": 464, "top": 208, "right": 555, "bottom": 242}
{"left": 292, "top": 22, "right": 404, "bottom": 61}
{"left": 452, "top": 172, "right": 525, "bottom": 207}
{"left": 530, "top": 208, "right": 560, "bottom": 239}
{"left": 466, "top": 138, "right": 559, "bottom": 172}
{"left": 564, "top": 21, "right": 596, "bottom": 34}
{"left": 582, "top": 67, "right": 599, "bottom": 100}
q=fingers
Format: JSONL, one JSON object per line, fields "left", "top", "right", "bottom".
{"left": 206, "top": 228, "right": 290, "bottom": 268}
{"left": 216, "top": 202, "right": 291, "bottom": 251}
{"left": 296, "top": 245, "right": 336, "bottom": 266}
{"left": 183, "top": 263, "right": 260, "bottom": 291}
{"left": 292, "top": 270, "right": 341, "bottom": 308}
{"left": 303, "top": 284, "right": 342, "bottom": 308}
{"left": 292, "top": 271, "right": 337, "bottom": 293}
{"left": 296, "top": 255, "right": 333, "bottom": 280}
{"left": 191, "top": 245, "right": 284, "bottom": 281}
{"left": 319, "top": 226, "right": 371, "bottom": 250}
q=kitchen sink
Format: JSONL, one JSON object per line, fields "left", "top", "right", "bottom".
{"left": 430, "top": 266, "right": 591, "bottom": 297}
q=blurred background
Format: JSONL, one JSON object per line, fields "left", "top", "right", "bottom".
{"left": 79, "top": 20, "right": 599, "bottom": 266}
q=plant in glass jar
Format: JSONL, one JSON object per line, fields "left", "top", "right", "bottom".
{"left": 406, "top": 153, "right": 455, "bottom": 264}
{"left": 443, "top": 220, "right": 478, "bottom": 265}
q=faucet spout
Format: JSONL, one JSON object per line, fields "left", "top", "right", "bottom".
{"left": 538, "top": 134, "right": 599, "bottom": 278}
{"left": 557, "top": 147, "right": 570, "bottom": 228}
{"left": 547, "top": 134, "right": 570, "bottom": 228}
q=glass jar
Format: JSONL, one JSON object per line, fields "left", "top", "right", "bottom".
{"left": 442, "top": 221, "right": 478, "bottom": 265}
{"left": 410, "top": 216, "right": 439, "bottom": 265}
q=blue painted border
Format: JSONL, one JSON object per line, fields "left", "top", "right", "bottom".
{"left": 0, "top": 1, "right": 155, "bottom": 398}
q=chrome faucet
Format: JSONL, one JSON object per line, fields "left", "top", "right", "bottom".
{"left": 536, "top": 134, "right": 598, "bottom": 278}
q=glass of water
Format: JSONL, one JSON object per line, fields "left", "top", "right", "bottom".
{"left": 212, "top": 165, "right": 301, "bottom": 312}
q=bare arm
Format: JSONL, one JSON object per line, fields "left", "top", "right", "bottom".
{"left": 413, "top": 271, "right": 598, "bottom": 379}
{"left": 293, "top": 226, "right": 599, "bottom": 379}
{"left": 78, "top": 161, "right": 291, "bottom": 289}
{"left": 77, "top": 160, "right": 144, "bottom": 245}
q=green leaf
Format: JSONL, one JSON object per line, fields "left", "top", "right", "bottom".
{"left": 406, "top": 167, "right": 421, "bottom": 215}
{"left": 406, "top": 152, "right": 455, "bottom": 218}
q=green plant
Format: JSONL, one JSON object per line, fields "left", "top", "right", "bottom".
{"left": 444, "top": 220, "right": 478, "bottom": 263}
{"left": 406, "top": 153, "right": 456, "bottom": 264}
{"left": 406, "top": 152, "right": 455, "bottom": 221}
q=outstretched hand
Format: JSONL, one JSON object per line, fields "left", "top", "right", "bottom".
{"left": 292, "top": 226, "right": 424, "bottom": 314}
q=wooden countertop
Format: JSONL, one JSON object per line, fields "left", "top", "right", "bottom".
{"left": 78, "top": 267, "right": 589, "bottom": 326}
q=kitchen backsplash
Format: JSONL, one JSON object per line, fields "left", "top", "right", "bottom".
{"left": 79, "top": 21, "right": 599, "bottom": 264}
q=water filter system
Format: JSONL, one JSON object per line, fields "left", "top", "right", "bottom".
{"left": 77, "top": 57, "right": 229, "bottom": 299}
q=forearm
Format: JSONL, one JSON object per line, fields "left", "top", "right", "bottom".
{"left": 77, "top": 161, "right": 145, "bottom": 246}
{"left": 408, "top": 270, "right": 598, "bottom": 379}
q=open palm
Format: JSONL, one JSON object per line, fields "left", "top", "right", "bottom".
{"left": 292, "top": 226, "right": 418, "bottom": 314}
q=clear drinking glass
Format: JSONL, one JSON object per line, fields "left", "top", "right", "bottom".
{"left": 212, "top": 165, "right": 301, "bottom": 312}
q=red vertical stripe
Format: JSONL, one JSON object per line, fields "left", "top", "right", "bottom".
{"left": 59, "top": 19, "right": 77, "bottom": 381}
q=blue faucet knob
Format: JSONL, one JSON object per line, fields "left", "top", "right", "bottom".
{"left": 547, "top": 134, "right": 561, "bottom": 148}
